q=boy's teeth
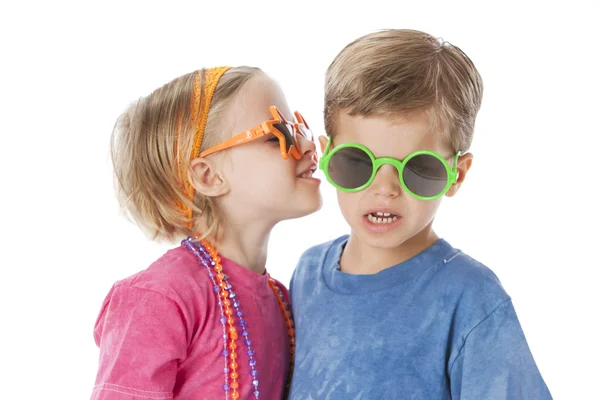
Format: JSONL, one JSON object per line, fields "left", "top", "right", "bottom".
{"left": 367, "top": 213, "right": 399, "bottom": 224}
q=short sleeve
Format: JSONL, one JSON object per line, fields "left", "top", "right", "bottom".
{"left": 91, "top": 285, "right": 189, "bottom": 399}
{"left": 449, "top": 299, "right": 552, "bottom": 399}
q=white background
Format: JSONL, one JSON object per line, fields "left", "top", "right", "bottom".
{"left": 1, "top": 1, "right": 598, "bottom": 399}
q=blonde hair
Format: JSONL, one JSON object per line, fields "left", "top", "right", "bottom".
{"left": 325, "top": 29, "right": 483, "bottom": 152}
{"left": 111, "top": 66, "right": 260, "bottom": 242}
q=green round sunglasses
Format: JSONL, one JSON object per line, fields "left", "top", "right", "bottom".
{"left": 319, "top": 138, "right": 460, "bottom": 200}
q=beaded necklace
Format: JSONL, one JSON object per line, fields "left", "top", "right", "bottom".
{"left": 183, "top": 237, "right": 295, "bottom": 399}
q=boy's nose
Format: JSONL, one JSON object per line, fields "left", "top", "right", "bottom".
{"left": 370, "top": 164, "right": 402, "bottom": 198}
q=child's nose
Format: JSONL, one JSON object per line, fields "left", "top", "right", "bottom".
{"left": 298, "top": 135, "right": 317, "bottom": 160}
{"left": 370, "top": 164, "right": 402, "bottom": 198}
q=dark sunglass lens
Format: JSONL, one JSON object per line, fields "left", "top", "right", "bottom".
{"left": 328, "top": 146, "right": 373, "bottom": 189}
{"left": 403, "top": 154, "right": 448, "bottom": 197}
{"left": 273, "top": 123, "right": 295, "bottom": 152}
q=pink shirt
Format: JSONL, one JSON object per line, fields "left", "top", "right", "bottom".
{"left": 92, "top": 245, "right": 291, "bottom": 400}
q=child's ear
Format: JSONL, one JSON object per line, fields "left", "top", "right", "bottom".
{"left": 445, "top": 152, "right": 473, "bottom": 197}
{"left": 318, "top": 135, "right": 329, "bottom": 153}
{"left": 188, "top": 157, "right": 230, "bottom": 198}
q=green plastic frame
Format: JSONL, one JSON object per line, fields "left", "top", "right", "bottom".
{"left": 319, "top": 137, "right": 460, "bottom": 200}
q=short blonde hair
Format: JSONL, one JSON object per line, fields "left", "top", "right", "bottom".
{"left": 325, "top": 29, "right": 483, "bottom": 152}
{"left": 111, "top": 66, "right": 260, "bottom": 242}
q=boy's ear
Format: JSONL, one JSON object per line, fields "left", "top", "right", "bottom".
{"left": 188, "top": 156, "right": 230, "bottom": 198}
{"left": 445, "top": 152, "right": 473, "bottom": 197}
{"left": 318, "top": 135, "right": 329, "bottom": 153}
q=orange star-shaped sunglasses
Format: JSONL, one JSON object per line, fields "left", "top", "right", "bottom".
{"left": 199, "top": 106, "right": 314, "bottom": 160}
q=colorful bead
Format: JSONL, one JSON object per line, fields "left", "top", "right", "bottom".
{"left": 268, "top": 276, "right": 296, "bottom": 397}
{"left": 184, "top": 237, "right": 295, "bottom": 399}
{"left": 183, "top": 239, "right": 230, "bottom": 397}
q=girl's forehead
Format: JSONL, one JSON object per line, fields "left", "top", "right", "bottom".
{"left": 228, "top": 74, "right": 292, "bottom": 126}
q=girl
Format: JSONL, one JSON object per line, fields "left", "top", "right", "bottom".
{"left": 92, "top": 66, "right": 321, "bottom": 400}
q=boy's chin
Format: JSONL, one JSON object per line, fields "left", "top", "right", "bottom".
{"left": 350, "top": 228, "right": 412, "bottom": 250}
{"left": 348, "top": 220, "right": 438, "bottom": 253}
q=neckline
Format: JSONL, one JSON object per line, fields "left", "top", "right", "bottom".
{"left": 322, "top": 235, "right": 456, "bottom": 295}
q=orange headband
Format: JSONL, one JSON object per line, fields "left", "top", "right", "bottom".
{"left": 179, "top": 66, "right": 231, "bottom": 222}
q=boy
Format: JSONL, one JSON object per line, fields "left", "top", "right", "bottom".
{"left": 289, "top": 29, "right": 552, "bottom": 399}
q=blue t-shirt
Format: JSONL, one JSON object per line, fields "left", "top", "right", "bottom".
{"left": 288, "top": 236, "right": 552, "bottom": 399}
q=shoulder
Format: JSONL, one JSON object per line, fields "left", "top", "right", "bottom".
{"left": 94, "top": 245, "right": 211, "bottom": 343}
{"left": 289, "top": 235, "right": 347, "bottom": 298}
{"left": 293, "top": 235, "right": 348, "bottom": 277}
{"left": 431, "top": 246, "right": 513, "bottom": 347}
{"left": 435, "top": 249, "right": 509, "bottom": 306}
{"left": 113, "top": 244, "right": 211, "bottom": 305}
